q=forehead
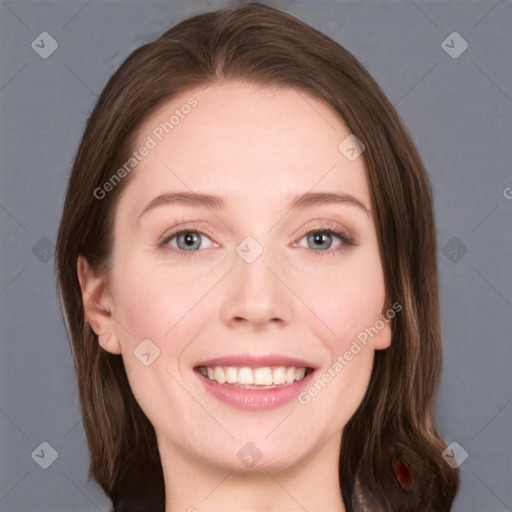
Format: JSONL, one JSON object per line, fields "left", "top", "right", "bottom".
{"left": 123, "top": 82, "right": 369, "bottom": 213}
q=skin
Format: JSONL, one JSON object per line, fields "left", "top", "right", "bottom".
{"left": 78, "top": 82, "right": 391, "bottom": 512}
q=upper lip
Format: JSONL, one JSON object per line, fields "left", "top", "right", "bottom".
{"left": 194, "top": 354, "right": 317, "bottom": 369}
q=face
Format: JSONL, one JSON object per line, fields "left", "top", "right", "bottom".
{"left": 79, "top": 82, "right": 391, "bottom": 475}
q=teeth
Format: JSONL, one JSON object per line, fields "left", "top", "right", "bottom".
{"left": 238, "top": 367, "right": 253, "bottom": 385}
{"left": 214, "top": 366, "right": 226, "bottom": 385}
{"left": 285, "top": 366, "right": 295, "bottom": 385}
{"left": 198, "top": 365, "right": 310, "bottom": 386}
{"left": 225, "top": 366, "right": 238, "bottom": 384}
{"left": 272, "top": 366, "right": 286, "bottom": 385}
{"left": 295, "top": 367, "right": 306, "bottom": 380}
{"left": 253, "top": 367, "right": 273, "bottom": 386}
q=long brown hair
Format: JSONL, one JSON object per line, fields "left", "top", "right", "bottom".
{"left": 55, "top": 3, "right": 459, "bottom": 511}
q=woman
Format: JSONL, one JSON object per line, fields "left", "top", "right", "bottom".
{"left": 55, "top": 3, "right": 460, "bottom": 511}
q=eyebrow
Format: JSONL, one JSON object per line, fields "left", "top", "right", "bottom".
{"left": 289, "top": 192, "right": 370, "bottom": 215}
{"left": 137, "top": 190, "right": 370, "bottom": 222}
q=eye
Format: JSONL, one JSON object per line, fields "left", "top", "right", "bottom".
{"left": 298, "top": 230, "right": 349, "bottom": 251}
{"left": 295, "top": 222, "right": 355, "bottom": 256}
{"left": 159, "top": 229, "right": 215, "bottom": 255}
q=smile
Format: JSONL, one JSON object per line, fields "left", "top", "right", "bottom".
{"left": 194, "top": 355, "right": 317, "bottom": 410}
{"left": 197, "top": 365, "right": 313, "bottom": 388}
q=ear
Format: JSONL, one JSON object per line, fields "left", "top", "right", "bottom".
{"left": 372, "top": 300, "right": 394, "bottom": 351}
{"left": 77, "top": 255, "right": 122, "bottom": 354}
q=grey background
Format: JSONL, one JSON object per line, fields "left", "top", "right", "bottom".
{"left": 0, "top": 0, "right": 511, "bottom": 510}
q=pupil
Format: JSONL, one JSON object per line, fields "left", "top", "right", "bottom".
{"left": 312, "top": 231, "right": 330, "bottom": 249}
{"left": 182, "top": 232, "right": 199, "bottom": 248}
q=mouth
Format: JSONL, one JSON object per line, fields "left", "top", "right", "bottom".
{"left": 193, "top": 355, "right": 317, "bottom": 410}
{"left": 196, "top": 365, "right": 314, "bottom": 389}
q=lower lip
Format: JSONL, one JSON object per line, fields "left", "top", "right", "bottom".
{"left": 195, "top": 370, "right": 315, "bottom": 410}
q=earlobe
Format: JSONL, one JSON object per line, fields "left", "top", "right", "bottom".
{"left": 373, "top": 306, "right": 393, "bottom": 351}
{"left": 98, "top": 332, "right": 122, "bottom": 355}
{"left": 373, "top": 320, "right": 392, "bottom": 350}
{"left": 77, "top": 255, "right": 122, "bottom": 355}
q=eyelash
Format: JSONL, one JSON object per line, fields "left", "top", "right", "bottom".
{"left": 158, "top": 224, "right": 217, "bottom": 260}
{"left": 157, "top": 220, "right": 355, "bottom": 259}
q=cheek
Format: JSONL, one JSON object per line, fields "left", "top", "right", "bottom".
{"left": 303, "top": 253, "right": 386, "bottom": 346}
{"left": 113, "top": 273, "right": 170, "bottom": 342}
{"left": 111, "top": 253, "right": 209, "bottom": 342}
{"left": 109, "top": 257, "right": 212, "bottom": 425}
{"left": 297, "top": 261, "right": 382, "bottom": 431}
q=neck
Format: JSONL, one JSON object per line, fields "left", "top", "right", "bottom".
{"left": 159, "top": 430, "right": 346, "bottom": 512}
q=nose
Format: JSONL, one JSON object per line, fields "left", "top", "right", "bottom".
{"left": 219, "top": 244, "right": 294, "bottom": 330}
